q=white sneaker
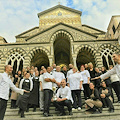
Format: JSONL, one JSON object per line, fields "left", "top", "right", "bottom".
{"left": 72, "top": 108, "right": 76, "bottom": 110}
{"left": 78, "top": 107, "right": 81, "bottom": 111}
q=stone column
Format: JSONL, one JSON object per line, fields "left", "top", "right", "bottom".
{"left": 71, "top": 45, "right": 74, "bottom": 54}
{"left": 50, "top": 46, "right": 53, "bottom": 55}
{"left": 73, "top": 56, "right": 77, "bottom": 67}
{"left": 49, "top": 57, "right": 53, "bottom": 66}
{"left": 16, "top": 60, "right": 20, "bottom": 72}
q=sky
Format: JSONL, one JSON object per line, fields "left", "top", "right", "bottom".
{"left": 0, "top": 0, "right": 120, "bottom": 43}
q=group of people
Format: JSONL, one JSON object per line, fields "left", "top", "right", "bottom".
{"left": 0, "top": 53, "right": 120, "bottom": 120}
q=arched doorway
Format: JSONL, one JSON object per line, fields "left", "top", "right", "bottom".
{"left": 31, "top": 49, "right": 49, "bottom": 70}
{"left": 76, "top": 47, "right": 95, "bottom": 69}
{"left": 53, "top": 32, "right": 71, "bottom": 66}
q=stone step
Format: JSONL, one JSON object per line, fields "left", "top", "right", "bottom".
{"left": 6, "top": 96, "right": 118, "bottom": 107}
{"left": 5, "top": 105, "right": 120, "bottom": 117}
{"left": 6, "top": 101, "right": 120, "bottom": 108}
{"left": 4, "top": 111, "right": 120, "bottom": 120}
{"left": 5, "top": 104, "right": 120, "bottom": 113}
{"left": 4, "top": 90, "right": 119, "bottom": 120}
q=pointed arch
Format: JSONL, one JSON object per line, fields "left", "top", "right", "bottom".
{"left": 6, "top": 48, "right": 26, "bottom": 72}
{"left": 76, "top": 45, "right": 96, "bottom": 69}
{"left": 30, "top": 48, "right": 49, "bottom": 70}
{"left": 50, "top": 29, "right": 74, "bottom": 43}
{"left": 28, "top": 46, "right": 50, "bottom": 59}
{"left": 98, "top": 43, "right": 119, "bottom": 69}
{"left": 51, "top": 30, "right": 74, "bottom": 65}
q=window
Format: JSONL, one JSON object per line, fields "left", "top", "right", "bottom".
{"left": 58, "top": 12, "right": 62, "bottom": 16}
{"left": 112, "top": 25, "right": 116, "bottom": 34}
{"left": 6, "top": 52, "right": 24, "bottom": 72}
{"left": 101, "top": 48, "right": 115, "bottom": 70}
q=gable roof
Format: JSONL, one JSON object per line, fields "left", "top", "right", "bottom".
{"left": 82, "top": 24, "right": 106, "bottom": 33}
{"left": 37, "top": 4, "right": 82, "bottom": 17}
{"left": 25, "top": 22, "right": 98, "bottom": 41}
{"left": 107, "top": 15, "right": 120, "bottom": 30}
{"left": 15, "top": 27, "right": 39, "bottom": 38}
{"left": 0, "top": 36, "right": 7, "bottom": 43}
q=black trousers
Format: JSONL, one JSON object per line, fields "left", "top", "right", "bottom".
{"left": 44, "top": 89, "right": 53, "bottom": 114}
{"left": 101, "top": 97, "right": 114, "bottom": 110}
{"left": 0, "top": 98, "right": 7, "bottom": 120}
{"left": 83, "top": 84, "right": 90, "bottom": 100}
{"left": 105, "top": 80, "right": 114, "bottom": 103}
{"left": 71, "top": 90, "right": 82, "bottom": 108}
{"left": 111, "top": 81, "right": 120, "bottom": 101}
{"left": 11, "top": 99, "right": 17, "bottom": 108}
{"left": 53, "top": 100, "right": 72, "bottom": 113}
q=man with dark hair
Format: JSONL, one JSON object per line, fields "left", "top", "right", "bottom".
{"left": 61, "top": 66, "right": 68, "bottom": 82}
{"left": 66, "top": 64, "right": 73, "bottom": 81}
{"left": 0, "top": 65, "right": 28, "bottom": 120}
{"left": 43, "top": 67, "right": 56, "bottom": 117}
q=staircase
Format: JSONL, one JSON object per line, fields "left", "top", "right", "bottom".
{"left": 4, "top": 91, "right": 120, "bottom": 120}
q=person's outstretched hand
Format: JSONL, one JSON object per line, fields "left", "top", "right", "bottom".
{"left": 23, "top": 90, "right": 30, "bottom": 93}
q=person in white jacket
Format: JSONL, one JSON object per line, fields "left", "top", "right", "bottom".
{"left": 0, "top": 65, "right": 28, "bottom": 120}
{"left": 109, "top": 65, "right": 120, "bottom": 102}
{"left": 68, "top": 67, "right": 83, "bottom": 110}
{"left": 91, "top": 53, "right": 120, "bottom": 81}
{"left": 52, "top": 79, "right": 73, "bottom": 116}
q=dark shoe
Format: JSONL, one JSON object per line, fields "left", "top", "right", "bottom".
{"left": 21, "top": 115, "right": 25, "bottom": 118}
{"left": 48, "top": 114, "right": 53, "bottom": 116}
{"left": 103, "top": 106, "right": 107, "bottom": 108}
{"left": 92, "top": 106, "right": 97, "bottom": 112}
{"left": 40, "top": 108, "right": 44, "bottom": 111}
{"left": 85, "top": 108, "right": 92, "bottom": 112}
{"left": 92, "top": 110, "right": 100, "bottom": 114}
{"left": 69, "top": 111, "right": 73, "bottom": 115}
{"left": 10, "top": 107, "right": 14, "bottom": 109}
{"left": 18, "top": 109, "right": 21, "bottom": 115}
{"left": 98, "top": 108, "right": 102, "bottom": 113}
{"left": 44, "top": 112, "right": 48, "bottom": 117}
{"left": 21, "top": 112, "right": 25, "bottom": 118}
{"left": 58, "top": 112, "right": 66, "bottom": 116}
{"left": 33, "top": 108, "right": 36, "bottom": 112}
{"left": 55, "top": 107, "right": 58, "bottom": 111}
{"left": 26, "top": 108, "right": 29, "bottom": 112}
{"left": 109, "top": 109, "right": 114, "bottom": 113}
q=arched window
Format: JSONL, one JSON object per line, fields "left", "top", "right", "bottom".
{"left": 101, "top": 48, "right": 115, "bottom": 69}
{"left": 6, "top": 52, "right": 24, "bottom": 72}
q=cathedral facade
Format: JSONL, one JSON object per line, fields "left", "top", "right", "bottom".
{"left": 0, "top": 5, "right": 120, "bottom": 72}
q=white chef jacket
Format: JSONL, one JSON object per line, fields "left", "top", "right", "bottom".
{"left": 43, "top": 72, "right": 54, "bottom": 90}
{"left": 57, "top": 86, "right": 73, "bottom": 103}
{"left": 53, "top": 71, "right": 65, "bottom": 87}
{"left": 0, "top": 72, "right": 24, "bottom": 100}
{"left": 68, "top": 72, "right": 83, "bottom": 90}
{"left": 110, "top": 74, "right": 119, "bottom": 83}
{"left": 39, "top": 74, "right": 44, "bottom": 91}
{"left": 80, "top": 70, "right": 90, "bottom": 84}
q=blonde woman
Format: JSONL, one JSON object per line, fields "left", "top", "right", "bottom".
{"left": 68, "top": 67, "right": 83, "bottom": 110}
